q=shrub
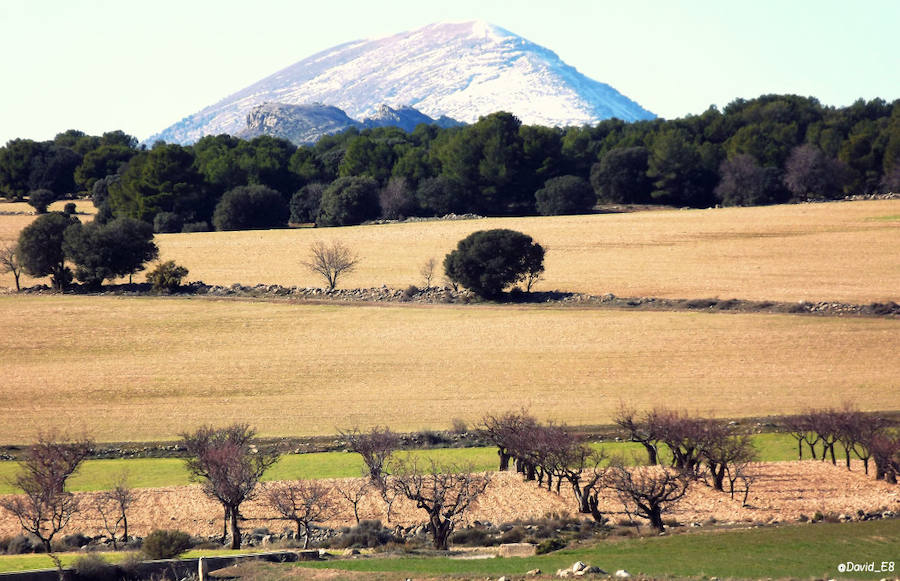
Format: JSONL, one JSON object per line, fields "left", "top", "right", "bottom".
{"left": 62, "top": 532, "right": 91, "bottom": 549}
{"left": 146, "top": 260, "right": 189, "bottom": 293}
{"left": 534, "top": 175, "right": 595, "bottom": 216}
{"left": 63, "top": 202, "right": 77, "bottom": 215}
{"left": 27, "top": 189, "right": 57, "bottom": 214}
{"left": 450, "top": 418, "right": 468, "bottom": 434}
{"left": 317, "top": 176, "right": 380, "bottom": 227}
{"left": 116, "top": 552, "right": 144, "bottom": 579}
{"left": 72, "top": 553, "right": 116, "bottom": 581}
{"left": 496, "top": 526, "right": 526, "bottom": 544}
{"left": 443, "top": 229, "right": 545, "bottom": 298}
{"left": 329, "top": 520, "right": 400, "bottom": 549}
{"left": 141, "top": 529, "right": 192, "bottom": 560}
{"left": 153, "top": 212, "right": 184, "bottom": 234}
{"left": 181, "top": 221, "right": 210, "bottom": 233}
{"left": 535, "top": 537, "right": 567, "bottom": 554}
{"left": 449, "top": 527, "right": 496, "bottom": 547}
{"left": 213, "top": 185, "right": 289, "bottom": 231}
{"left": 290, "top": 183, "right": 325, "bottom": 224}
{"left": 4, "top": 534, "right": 35, "bottom": 554}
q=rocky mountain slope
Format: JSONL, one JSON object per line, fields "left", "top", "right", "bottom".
{"left": 237, "top": 102, "right": 461, "bottom": 145}
{"left": 148, "top": 20, "right": 654, "bottom": 145}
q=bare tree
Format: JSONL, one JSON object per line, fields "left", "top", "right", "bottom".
{"left": 389, "top": 458, "right": 491, "bottom": 550}
{"left": 420, "top": 257, "right": 437, "bottom": 289}
{"left": 606, "top": 460, "right": 691, "bottom": 533}
{"left": 92, "top": 473, "right": 135, "bottom": 549}
{"left": 0, "top": 243, "right": 23, "bottom": 291}
{"left": 334, "top": 478, "right": 370, "bottom": 525}
{"left": 341, "top": 426, "right": 399, "bottom": 487}
{"left": 181, "top": 424, "right": 280, "bottom": 549}
{"left": 481, "top": 409, "right": 539, "bottom": 472}
{"left": 699, "top": 425, "right": 757, "bottom": 492}
{"left": 0, "top": 433, "right": 93, "bottom": 579}
{"left": 869, "top": 434, "right": 900, "bottom": 484}
{"left": 613, "top": 405, "right": 662, "bottom": 465}
{"left": 303, "top": 240, "right": 359, "bottom": 290}
{"left": 558, "top": 444, "right": 609, "bottom": 522}
{"left": 653, "top": 408, "right": 706, "bottom": 473}
{"left": 265, "top": 480, "right": 340, "bottom": 548}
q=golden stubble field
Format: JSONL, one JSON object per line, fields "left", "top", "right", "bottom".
{"left": 1, "top": 295, "right": 897, "bottom": 444}
{"left": 2, "top": 199, "right": 898, "bottom": 303}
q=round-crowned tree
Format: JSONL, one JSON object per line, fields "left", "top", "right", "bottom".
{"left": 443, "top": 229, "right": 544, "bottom": 298}
{"left": 212, "top": 185, "right": 289, "bottom": 231}
{"left": 17, "top": 211, "right": 80, "bottom": 290}
{"left": 534, "top": 175, "right": 596, "bottom": 215}
{"left": 316, "top": 176, "right": 380, "bottom": 227}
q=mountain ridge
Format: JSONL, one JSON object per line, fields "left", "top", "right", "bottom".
{"left": 148, "top": 21, "right": 655, "bottom": 145}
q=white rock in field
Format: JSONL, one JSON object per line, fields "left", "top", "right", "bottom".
{"left": 573, "top": 561, "right": 587, "bottom": 572}
{"left": 615, "top": 570, "right": 631, "bottom": 578}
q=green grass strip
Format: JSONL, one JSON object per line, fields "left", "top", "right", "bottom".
{"left": 0, "top": 433, "right": 802, "bottom": 494}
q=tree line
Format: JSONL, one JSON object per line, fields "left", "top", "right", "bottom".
{"left": 3, "top": 407, "right": 898, "bottom": 576}
{"left": 1, "top": 95, "right": 898, "bottom": 235}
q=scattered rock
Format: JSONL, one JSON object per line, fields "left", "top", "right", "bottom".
{"left": 615, "top": 570, "right": 631, "bottom": 579}
{"left": 572, "top": 561, "right": 587, "bottom": 573}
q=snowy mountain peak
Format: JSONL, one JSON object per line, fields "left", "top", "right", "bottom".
{"left": 148, "top": 21, "right": 655, "bottom": 145}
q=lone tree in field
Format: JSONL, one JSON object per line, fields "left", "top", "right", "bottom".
{"left": 0, "top": 433, "right": 93, "bottom": 578}
{"left": 0, "top": 243, "right": 23, "bottom": 291}
{"left": 265, "top": 480, "right": 340, "bottom": 548}
{"left": 181, "top": 424, "right": 280, "bottom": 549}
{"left": 606, "top": 460, "right": 692, "bottom": 533}
{"left": 443, "top": 229, "right": 544, "bottom": 298}
{"left": 303, "top": 240, "right": 359, "bottom": 290}
{"left": 389, "top": 458, "right": 492, "bottom": 550}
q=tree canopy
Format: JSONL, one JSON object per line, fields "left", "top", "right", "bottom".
{"left": 443, "top": 229, "right": 545, "bottom": 298}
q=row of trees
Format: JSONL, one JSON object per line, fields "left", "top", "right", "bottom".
{"left": 5, "top": 411, "right": 897, "bottom": 572}
{"left": 784, "top": 406, "right": 899, "bottom": 482}
{"left": 481, "top": 408, "right": 757, "bottom": 532}
{"left": 4, "top": 212, "right": 158, "bottom": 291}
{"left": 3, "top": 95, "right": 898, "bottom": 234}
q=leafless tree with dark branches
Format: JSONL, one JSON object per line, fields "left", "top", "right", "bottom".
{"left": 92, "top": 473, "right": 135, "bottom": 550}
{"left": 0, "top": 243, "right": 23, "bottom": 291}
{"left": 606, "top": 460, "right": 692, "bottom": 533}
{"left": 389, "top": 458, "right": 491, "bottom": 550}
{"left": 0, "top": 433, "right": 93, "bottom": 579}
{"left": 303, "top": 240, "right": 359, "bottom": 290}
{"left": 265, "top": 480, "right": 340, "bottom": 548}
{"left": 181, "top": 424, "right": 280, "bottom": 549}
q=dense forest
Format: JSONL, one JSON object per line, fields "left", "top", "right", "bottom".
{"left": 1, "top": 94, "right": 897, "bottom": 232}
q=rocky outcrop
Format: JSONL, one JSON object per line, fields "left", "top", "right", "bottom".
{"left": 236, "top": 102, "right": 462, "bottom": 145}
{"left": 238, "top": 102, "right": 357, "bottom": 144}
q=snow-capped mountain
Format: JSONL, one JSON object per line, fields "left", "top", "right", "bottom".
{"left": 148, "top": 21, "right": 655, "bottom": 145}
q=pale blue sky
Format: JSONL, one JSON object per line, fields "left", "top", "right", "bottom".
{"left": 1, "top": 0, "right": 897, "bottom": 145}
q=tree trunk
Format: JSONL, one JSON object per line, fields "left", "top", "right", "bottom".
{"left": 643, "top": 443, "right": 658, "bottom": 465}
{"left": 647, "top": 505, "right": 665, "bottom": 532}
{"left": 712, "top": 465, "right": 725, "bottom": 491}
{"left": 222, "top": 506, "right": 230, "bottom": 543}
{"left": 429, "top": 515, "right": 453, "bottom": 550}
{"left": 229, "top": 505, "right": 241, "bottom": 549}
{"left": 587, "top": 495, "right": 605, "bottom": 524}
{"left": 498, "top": 449, "right": 510, "bottom": 471}
{"left": 807, "top": 440, "right": 817, "bottom": 459}
{"left": 302, "top": 522, "right": 311, "bottom": 549}
{"left": 122, "top": 514, "right": 128, "bottom": 548}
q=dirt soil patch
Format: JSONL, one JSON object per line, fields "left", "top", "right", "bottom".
{"left": 0, "top": 461, "right": 897, "bottom": 539}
